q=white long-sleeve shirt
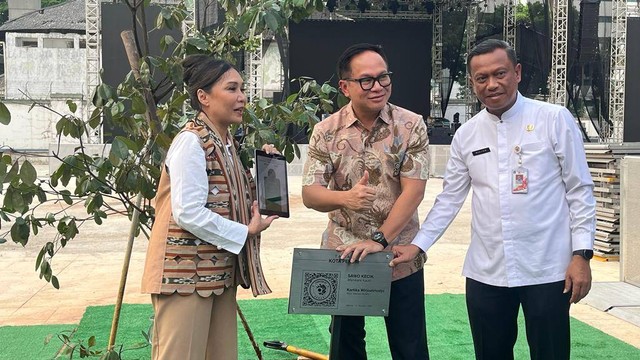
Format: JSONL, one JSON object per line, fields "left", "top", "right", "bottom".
{"left": 413, "top": 93, "right": 595, "bottom": 287}
{"left": 165, "top": 131, "right": 248, "bottom": 254}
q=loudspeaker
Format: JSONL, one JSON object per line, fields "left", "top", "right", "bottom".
{"left": 578, "top": 0, "right": 600, "bottom": 64}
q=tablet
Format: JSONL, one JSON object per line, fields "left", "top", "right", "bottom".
{"left": 255, "top": 149, "right": 290, "bottom": 218}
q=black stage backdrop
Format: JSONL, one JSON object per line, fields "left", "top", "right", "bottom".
{"left": 624, "top": 17, "right": 640, "bottom": 143}
{"left": 289, "top": 19, "right": 432, "bottom": 123}
{"left": 101, "top": 3, "right": 181, "bottom": 142}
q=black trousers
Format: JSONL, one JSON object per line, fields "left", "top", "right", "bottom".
{"left": 465, "top": 278, "right": 571, "bottom": 360}
{"left": 329, "top": 269, "right": 429, "bottom": 360}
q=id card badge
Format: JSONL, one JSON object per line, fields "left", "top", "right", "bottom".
{"left": 512, "top": 167, "right": 529, "bottom": 194}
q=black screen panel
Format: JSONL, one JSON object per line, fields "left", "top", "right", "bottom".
{"left": 289, "top": 20, "right": 432, "bottom": 121}
{"left": 624, "top": 17, "right": 640, "bottom": 143}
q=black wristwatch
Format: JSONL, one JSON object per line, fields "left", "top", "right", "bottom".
{"left": 371, "top": 231, "right": 389, "bottom": 249}
{"left": 572, "top": 249, "right": 594, "bottom": 261}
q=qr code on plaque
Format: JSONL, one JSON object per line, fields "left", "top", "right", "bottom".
{"left": 302, "top": 271, "right": 339, "bottom": 308}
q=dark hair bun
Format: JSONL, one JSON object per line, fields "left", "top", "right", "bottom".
{"left": 182, "top": 54, "right": 209, "bottom": 87}
{"left": 181, "top": 55, "right": 235, "bottom": 111}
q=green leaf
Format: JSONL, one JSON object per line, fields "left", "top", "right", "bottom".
{"left": 41, "top": 261, "right": 52, "bottom": 281}
{"left": 321, "top": 83, "right": 335, "bottom": 94}
{"left": 186, "top": 36, "right": 209, "bottom": 50}
{"left": 36, "top": 248, "right": 45, "bottom": 270}
{"left": 3, "top": 161, "right": 18, "bottom": 183}
{"left": 160, "top": 35, "right": 175, "bottom": 53}
{"left": 45, "top": 213, "right": 55, "bottom": 224}
{"left": 258, "top": 98, "right": 269, "bottom": 109}
{"left": 0, "top": 101, "right": 10, "bottom": 125}
{"left": 59, "top": 190, "right": 73, "bottom": 205}
{"left": 88, "top": 107, "right": 102, "bottom": 129}
{"left": 19, "top": 160, "right": 37, "bottom": 185}
{"left": 45, "top": 241, "right": 54, "bottom": 256}
{"left": 51, "top": 275, "right": 59, "bottom": 289}
{"left": 88, "top": 336, "right": 96, "bottom": 347}
{"left": 156, "top": 132, "right": 172, "bottom": 149}
{"left": 66, "top": 100, "right": 77, "bottom": 113}
{"left": 109, "top": 137, "right": 130, "bottom": 164}
{"left": 56, "top": 116, "right": 69, "bottom": 135}
{"left": 264, "top": 12, "right": 279, "bottom": 31}
{"left": 66, "top": 219, "right": 78, "bottom": 239}
{"left": 36, "top": 187, "right": 47, "bottom": 203}
{"left": 0, "top": 238, "right": 6, "bottom": 244}
{"left": 4, "top": 186, "right": 25, "bottom": 212}
{"left": 93, "top": 84, "right": 115, "bottom": 107}
{"left": 131, "top": 95, "right": 147, "bottom": 114}
{"left": 10, "top": 218, "right": 30, "bottom": 246}
{"left": 286, "top": 93, "right": 298, "bottom": 105}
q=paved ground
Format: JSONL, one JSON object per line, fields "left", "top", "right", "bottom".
{"left": 1, "top": 175, "right": 639, "bottom": 349}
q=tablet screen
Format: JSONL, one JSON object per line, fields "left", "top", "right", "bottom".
{"left": 255, "top": 149, "right": 290, "bottom": 218}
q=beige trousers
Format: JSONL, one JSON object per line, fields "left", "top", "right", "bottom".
{"left": 151, "top": 287, "right": 238, "bottom": 360}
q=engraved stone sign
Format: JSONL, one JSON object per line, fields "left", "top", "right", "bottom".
{"left": 288, "top": 248, "right": 392, "bottom": 317}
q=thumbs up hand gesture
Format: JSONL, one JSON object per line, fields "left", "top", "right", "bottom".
{"left": 344, "top": 170, "right": 376, "bottom": 211}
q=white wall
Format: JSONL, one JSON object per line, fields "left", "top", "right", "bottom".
{"left": 7, "top": 0, "right": 41, "bottom": 21}
{"left": 621, "top": 156, "right": 640, "bottom": 286}
{"left": 4, "top": 32, "right": 86, "bottom": 100}
{"left": 261, "top": 40, "right": 283, "bottom": 98}
{"left": 0, "top": 100, "right": 83, "bottom": 150}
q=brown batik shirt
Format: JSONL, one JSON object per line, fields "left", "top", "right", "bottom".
{"left": 302, "top": 102, "right": 430, "bottom": 281}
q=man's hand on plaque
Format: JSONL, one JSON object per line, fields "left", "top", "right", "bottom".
{"left": 336, "top": 240, "right": 385, "bottom": 263}
{"left": 389, "top": 244, "right": 422, "bottom": 267}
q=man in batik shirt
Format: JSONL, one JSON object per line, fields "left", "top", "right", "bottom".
{"left": 302, "top": 43, "right": 430, "bottom": 360}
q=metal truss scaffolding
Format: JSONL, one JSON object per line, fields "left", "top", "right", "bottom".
{"left": 503, "top": 0, "right": 516, "bottom": 48}
{"left": 182, "top": 0, "right": 197, "bottom": 37}
{"left": 549, "top": 0, "right": 568, "bottom": 106}
{"left": 606, "top": 0, "right": 627, "bottom": 143}
{"left": 432, "top": 4, "right": 443, "bottom": 117}
{"left": 246, "top": 39, "right": 264, "bottom": 103}
{"left": 465, "top": 3, "right": 479, "bottom": 121}
{"left": 85, "top": 0, "right": 102, "bottom": 143}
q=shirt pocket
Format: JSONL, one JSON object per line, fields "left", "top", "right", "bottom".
{"left": 518, "top": 141, "right": 556, "bottom": 188}
{"left": 520, "top": 141, "right": 550, "bottom": 163}
{"left": 520, "top": 141, "right": 545, "bottom": 152}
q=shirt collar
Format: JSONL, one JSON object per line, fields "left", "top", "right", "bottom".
{"left": 344, "top": 101, "right": 393, "bottom": 128}
{"left": 485, "top": 91, "right": 523, "bottom": 122}
{"left": 501, "top": 92, "right": 524, "bottom": 120}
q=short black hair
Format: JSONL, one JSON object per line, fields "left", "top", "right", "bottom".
{"left": 466, "top": 39, "right": 518, "bottom": 73}
{"left": 182, "top": 54, "right": 236, "bottom": 111}
{"left": 336, "top": 43, "right": 389, "bottom": 79}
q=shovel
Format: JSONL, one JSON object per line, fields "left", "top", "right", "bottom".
{"left": 263, "top": 340, "right": 329, "bottom": 360}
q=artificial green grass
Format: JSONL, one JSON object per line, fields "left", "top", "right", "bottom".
{"left": 2, "top": 294, "right": 639, "bottom": 359}
{"left": 0, "top": 324, "right": 75, "bottom": 360}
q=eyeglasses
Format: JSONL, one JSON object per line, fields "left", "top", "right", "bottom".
{"left": 343, "top": 72, "right": 393, "bottom": 91}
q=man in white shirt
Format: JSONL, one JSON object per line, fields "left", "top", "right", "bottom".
{"left": 390, "top": 39, "right": 596, "bottom": 360}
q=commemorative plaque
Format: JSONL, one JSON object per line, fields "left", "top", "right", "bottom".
{"left": 288, "top": 248, "right": 392, "bottom": 317}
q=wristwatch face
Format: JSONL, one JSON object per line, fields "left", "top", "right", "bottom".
{"left": 574, "top": 249, "right": 594, "bottom": 260}
{"left": 372, "top": 231, "right": 385, "bottom": 243}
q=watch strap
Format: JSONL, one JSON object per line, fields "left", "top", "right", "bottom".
{"left": 572, "top": 249, "right": 593, "bottom": 260}
{"left": 372, "top": 231, "right": 389, "bottom": 248}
